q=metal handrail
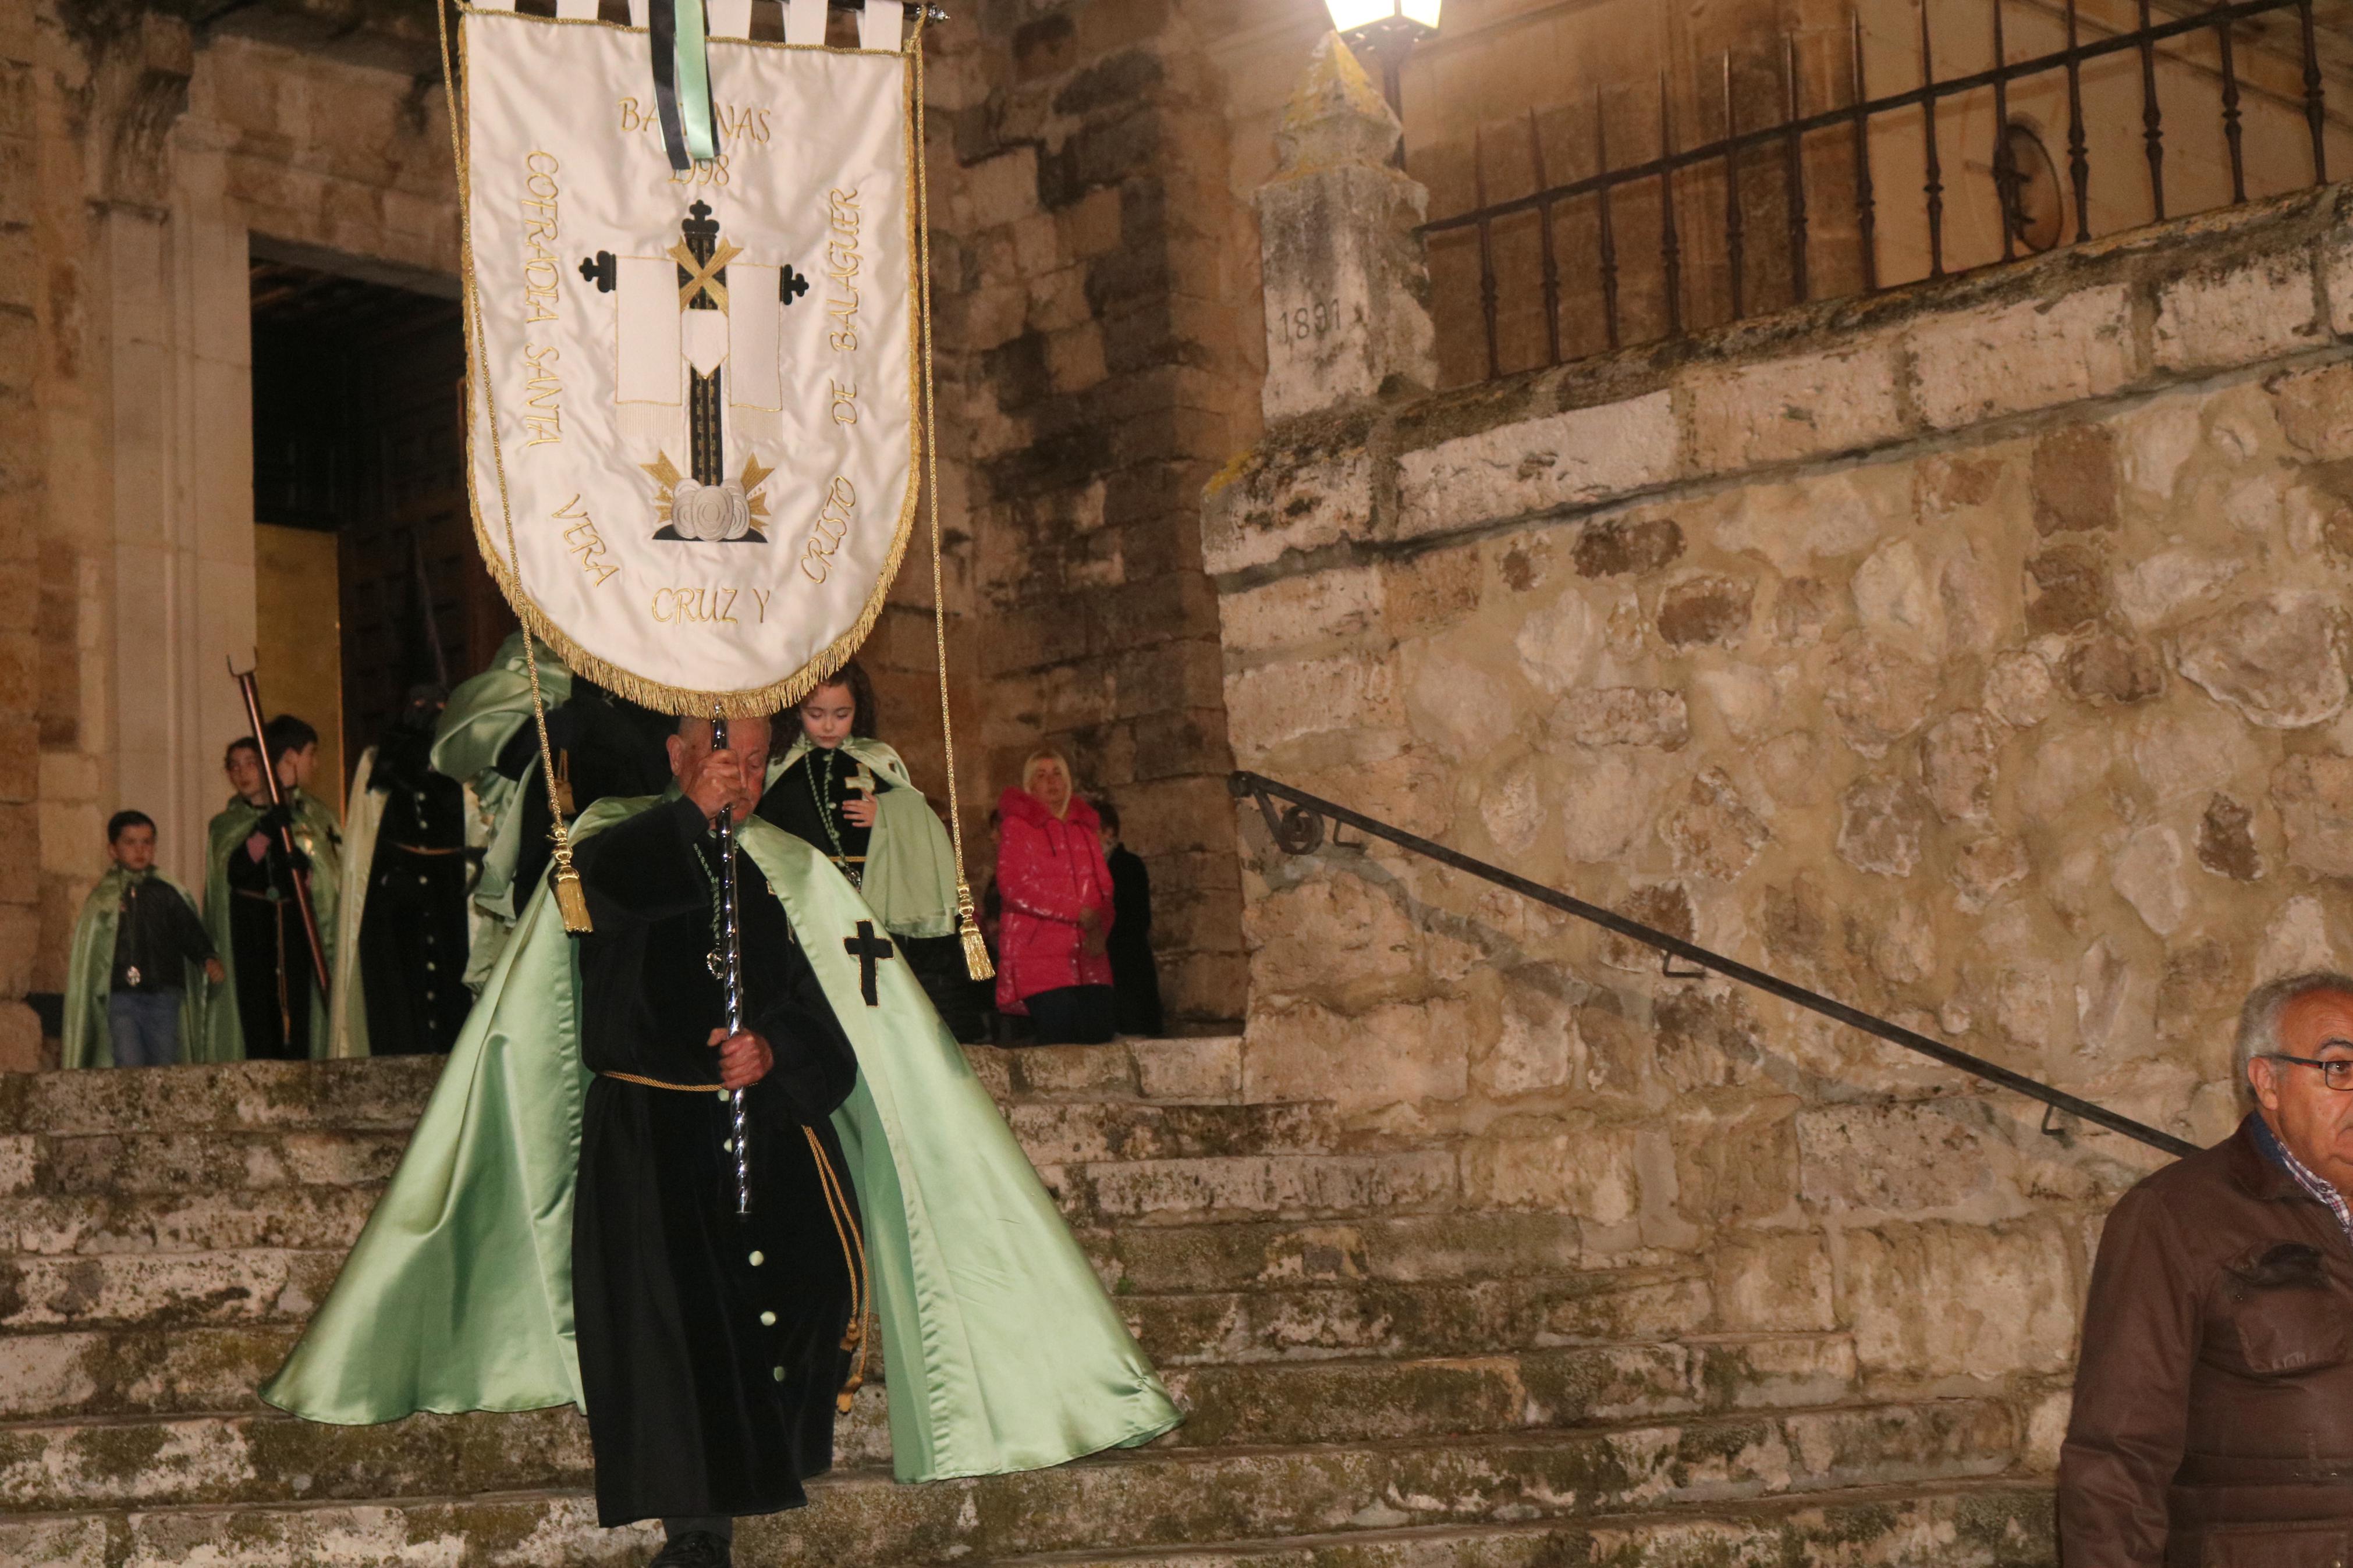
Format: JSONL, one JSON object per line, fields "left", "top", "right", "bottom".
{"left": 1230, "top": 769, "right": 2198, "bottom": 1160}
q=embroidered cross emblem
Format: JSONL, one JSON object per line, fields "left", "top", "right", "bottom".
{"left": 843, "top": 920, "right": 895, "bottom": 1007}
{"left": 669, "top": 236, "right": 744, "bottom": 310}
{"left": 779, "top": 264, "right": 811, "bottom": 305}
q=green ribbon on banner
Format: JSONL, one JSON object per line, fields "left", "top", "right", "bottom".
{"left": 673, "top": 0, "right": 717, "bottom": 163}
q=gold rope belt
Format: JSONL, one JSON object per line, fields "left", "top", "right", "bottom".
{"left": 594, "top": 1072, "right": 872, "bottom": 1408}
{"left": 391, "top": 842, "right": 468, "bottom": 856}
{"left": 598, "top": 1070, "right": 726, "bottom": 1093}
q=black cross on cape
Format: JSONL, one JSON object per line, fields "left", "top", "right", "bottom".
{"left": 844, "top": 920, "right": 895, "bottom": 1007}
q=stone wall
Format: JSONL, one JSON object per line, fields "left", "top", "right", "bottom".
{"left": 1209, "top": 169, "right": 2353, "bottom": 1456}
{"left": 921, "top": 1, "right": 1257, "bottom": 1025}
{"left": 3, "top": 1, "right": 1261, "bottom": 1046}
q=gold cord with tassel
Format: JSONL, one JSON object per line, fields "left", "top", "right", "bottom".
{"left": 805, "top": 1127, "right": 870, "bottom": 1413}
{"left": 908, "top": 13, "right": 992, "bottom": 982}
{"left": 435, "top": 0, "right": 591, "bottom": 934}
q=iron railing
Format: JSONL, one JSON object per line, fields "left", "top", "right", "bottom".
{"left": 1231, "top": 769, "right": 2198, "bottom": 1159}
{"left": 1420, "top": 0, "right": 2334, "bottom": 385}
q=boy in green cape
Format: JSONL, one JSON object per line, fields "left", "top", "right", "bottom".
{"left": 200, "top": 722, "right": 347, "bottom": 1063}
{"left": 264, "top": 710, "right": 1179, "bottom": 1568}
{"left": 61, "top": 811, "right": 222, "bottom": 1069}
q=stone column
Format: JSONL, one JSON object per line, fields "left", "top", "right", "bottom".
{"left": 0, "top": 0, "right": 42, "bottom": 1067}
{"left": 1253, "top": 34, "right": 1435, "bottom": 425}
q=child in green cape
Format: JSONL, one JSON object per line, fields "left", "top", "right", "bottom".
{"left": 62, "top": 810, "right": 223, "bottom": 1069}
{"left": 758, "top": 660, "right": 986, "bottom": 1042}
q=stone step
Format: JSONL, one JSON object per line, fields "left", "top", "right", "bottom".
{"left": 0, "top": 1396, "right": 897, "bottom": 1517}
{"left": 1081, "top": 1211, "right": 1584, "bottom": 1295}
{"left": 0, "top": 1338, "right": 1860, "bottom": 1501}
{"left": 0, "top": 1156, "right": 1439, "bottom": 1286}
{"left": 0, "top": 1402, "right": 2024, "bottom": 1561}
{"left": 1, "top": 1111, "right": 1344, "bottom": 1213}
{"left": 0, "top": 1133, "right": 411, "bottom": 1199}
{"left": 991, "top": 1482, "right": 2057, "bottom": 1568}
{"left": 0, "top": 1037, "right": 1254, "bottom": 1143}
{"left": 0, "top": 1059, "right": 449, "bottom": 1137}
{"left": 1124, "top": 1269, "right": 1716, "bottom": 1365}
{"left": 0, "top": 1226, "right": 1700, "bottom": 1366}
{"left": 0, "top": 1296, "right": 1851, "bottom": 1434}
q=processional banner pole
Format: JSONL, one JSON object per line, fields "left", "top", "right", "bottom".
{"left": 226, "top": 658, "right": 333, "bottom": 1002}
{"left": 712, "top": 713, "right": 752, "bottom": 1217}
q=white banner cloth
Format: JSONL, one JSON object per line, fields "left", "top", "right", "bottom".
{"left": 457, "top": 6, "right": 916, "bottom": 714}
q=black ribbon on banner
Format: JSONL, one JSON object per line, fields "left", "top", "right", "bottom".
{"left": 648, "top": 0, "right": 692, "bottom": 172}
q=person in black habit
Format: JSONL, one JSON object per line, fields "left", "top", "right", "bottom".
{"left": 498, "top": 677, "right": 682, "bottom": 913}
{"left": 358, "top": 687, "right": 473, "bottom": 1054}
{"left": 1095, "top": 800, "right": 1165, "bottom": 1038}
{"left": 569, "top": 711, "right": 860, "bottom": 1567}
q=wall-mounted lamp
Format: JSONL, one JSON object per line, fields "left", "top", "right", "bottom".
{"left": 1324, "top": 0, "right": 1440, "bottom": 122}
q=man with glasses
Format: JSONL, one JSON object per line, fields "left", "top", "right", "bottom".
{"left": 2060, "top": 970, "right": 2353, "bottom": 1563}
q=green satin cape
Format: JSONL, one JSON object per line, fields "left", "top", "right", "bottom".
{"left": 199, "top": 790, "right": 345, "bottom": 1064}
{"left": 60, "top": 868, "right": 207, "bottom": 1070}
{"left": 260, "top": 794, "right": 1180, "bottom": 1482}
{"left": 430, "top": 633, "right": 573, "bottom": 969}
{"left": 769, "top": 737, "right": 961, "bottom": 940}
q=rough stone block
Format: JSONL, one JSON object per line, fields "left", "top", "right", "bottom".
{"left": 1841, "top": 1219, "right": 2079, "bottom": 1378}
{"left": 1201, "top": 449, "right": 1373, "bottom": 577}
{"left": 1683, "top": 340, "right": 1907, "bottom": 470}
{"left": 1218, "top": 567, "right": 1383, "bottom": 655}
{"left": 1395, "top": 393, "right": 1681, "bottom": 541}
{"left": 2272, "top": 754, "right": 2353, "bottom": 877}
{"left": 1464, "top": 1122, "right": 1640, "bottom": 1222}
{"left": 2270, "top": 361, "right": 2353, "bottom": 457}
{"left": 1795, "top": 1103, "right": 2000, "bottom": 1214}
{"left": 2153, "top": 253, "right": 2325, "bottom": 372}
{"left": 1711, "top": 1232, "right": 1835, "bottom": 1332}
{"left": 1242, "top": 997, "right": 1472, "bottom": 1115}
{"left": 1223, "top": 651, "right": 1399, "bottom": 763}
{"left": 965, "top": 147, "right": 1043, "bottom": 232}
{"left": 1907, "top": 286, "right": 2138, "bottom": 429}
{"left": 2173, "top": 590, "right": 2349, "bottom": 730}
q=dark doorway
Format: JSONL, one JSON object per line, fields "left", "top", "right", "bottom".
{"left": 249, "top": 248, "right": 514, "bottom": 787}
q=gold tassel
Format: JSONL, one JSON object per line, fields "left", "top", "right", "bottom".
{"left": 956, "top": 881, "right": 993, "bottom": 982}
{"left": 553, "top": 865, "right": 593, "bottom": 934}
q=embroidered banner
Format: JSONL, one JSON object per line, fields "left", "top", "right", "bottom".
{"left": 456, "top": 3, "right": 915, "bottom": 714}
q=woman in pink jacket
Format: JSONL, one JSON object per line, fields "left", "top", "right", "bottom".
{"left": 993, "top": 750, "right": 1116, "bottom": 1045}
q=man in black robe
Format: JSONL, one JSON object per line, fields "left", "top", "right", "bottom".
{"left": 359, "top": 688, "right": 473, "bottom": 1054}
{"left": 570, "top": 713, "right": 861, "bottom": 1568}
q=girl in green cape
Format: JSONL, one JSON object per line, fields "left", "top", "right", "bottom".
{"left": 760, "top": 662, "right": 986, "bottom": 1043}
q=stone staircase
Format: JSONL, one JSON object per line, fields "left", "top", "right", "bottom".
{"left": 0, "top": 1044, "right": 2056, "bottom": 1567}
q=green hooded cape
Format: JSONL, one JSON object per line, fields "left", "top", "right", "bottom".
{"left": 260, "top": 794, "right": 1180, "bottom": 1482}
{"left": 430, "top": 632, "right": 573, "bottom": 993}
{"left": 768, "top": 736, "right": 961, "bottom": 940}
{"left": 60, "top": 868, "right": 207, "bottom": 1069}
{"left": 200, "top": 789, "right": 346, "bottom": 1064}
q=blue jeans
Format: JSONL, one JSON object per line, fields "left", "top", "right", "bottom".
{"left": 107, "top": 989, "right": 183, "bottom": 1068}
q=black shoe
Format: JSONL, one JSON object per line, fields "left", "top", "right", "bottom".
{"left": 647, "top": 1531, "right": 732, "bottom": 1568}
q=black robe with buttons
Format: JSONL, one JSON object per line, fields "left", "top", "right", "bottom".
{"left": 570, "top": 793, "right": 861, "bottom": 1527}
{"left": 359, "top": 728, "right": 472, "bottom": 1055}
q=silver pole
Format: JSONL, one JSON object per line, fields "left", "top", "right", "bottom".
{"left": 712, "top": 718, "right": 752, "bottom": 1217}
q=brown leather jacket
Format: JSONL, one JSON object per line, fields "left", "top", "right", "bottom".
{"left": 2060, "top": 1114, "right": 2353, "bottom": 1566}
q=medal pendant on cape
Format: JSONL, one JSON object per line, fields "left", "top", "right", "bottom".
{"left": 126, "top": 965, "right": 141, "bottom": 988}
